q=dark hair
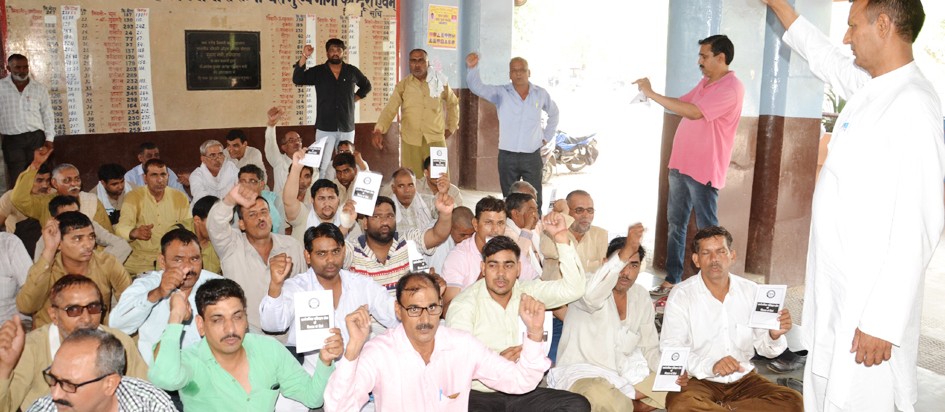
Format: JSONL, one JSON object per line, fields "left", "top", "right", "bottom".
{"left": 395, "top": 272, "right": 440, "bottom": 305}
{"left": 238, "top": 164, "right": 264, "bottom": 181}
{"left": 475, "top": 196, "right": 506, "bottom": 220}
{"left": 375, "top": 196, "right": 396, "bottom": 214}
{"left": 336, "top": 140, "right": 353, "bottom": 150}
{"left": 332, "top": 152, "right": 356, "bottom": 169}
{"left": 422, "top": 156, "right": 432, "bottom": 171}
{"left": 97, "top": 163, "right": 126, "bottom": 182}
{"left": 606, "top": 236, "right": 647, "bottom": 261}
{"left": 62, "top": 329, "right": 126, "bottom": 376}
{"left": 391, "top": 168, "right": 414, "bottom": 180}
{"left": 504, "top": 193, "right": 534, "bottom": 216}
{"left": 37, "top": 164, "right": 52, "bottom": 175}
{"left": 56, "top": 211, "right": 92, "bottom": 235}
{"left": 310, "top": 179, "right": 339, "bottom": 198}
{"left": 692, "top": 225, "right": 734, "bottom": 253}
{"left": 699, "top": 34, "right": 735, "bottom": 65}
{"left": 482, "top": 236, "right": 520, "bottom": 260}
{"left": 143, "top": 158, "right": 166, "bottom": 174}
{"left": 137, "top": 142, "right": 158, "bottom": 155}
{"left": 195, "top": 278, "right": 246, "bottom": 317}
{"left": 325, "top": 38, "right": 346, "bottom": 51}
{"left": 50, "top": 274, "right": 104, "bottom": 309}
{"left": 7, "top": 54, "right": 26, "bottom": 63}
{"left": 234, "top": 196, "right": 269, "bottom": 221}
{"left": 302, "top": 165, "right": 315, "bottom": 177}
{"left": 303, "top": 223, "right": 345, "bottom": 252}
{"left": 160, "top": 227, "right": 200, "bottom": 255}
{"left": 858, "top": 0, "right": 925, "bottom": 43}
{"left": 48, "top": 195, "right": 79, "bottom": 217}
{"left": 225, "top": 129, "right": 247, "bottom": 143}
{"left": 192, "top": 195, "right": 219, "bottom": 220}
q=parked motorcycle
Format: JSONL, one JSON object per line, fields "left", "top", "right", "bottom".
{"left": 541, "top": 131, "right": 599, "bottom": 183}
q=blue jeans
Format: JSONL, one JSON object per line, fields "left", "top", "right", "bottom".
{"left": 665, "top": 169, "right": 719, "bottom": 284}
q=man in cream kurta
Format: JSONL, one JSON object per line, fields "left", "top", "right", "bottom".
{"left": 764, "top": 1, "right": 945, "bottom": 411}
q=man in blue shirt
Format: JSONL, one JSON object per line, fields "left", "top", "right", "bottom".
{"left": 466, "top": 53, "right": 559, "bottom": 210}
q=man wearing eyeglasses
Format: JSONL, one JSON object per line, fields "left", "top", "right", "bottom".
{"left": 325, "top": 272, "right": 551, "bottom": 411}
{"left": 29, "top": 328, "right": 175, "bottom": 411}
{"left": 109, "top": 228, "right": 223, "bottom": 366}
{"left": 189, "top": 139, "right": 239, "bottom": 203}
{"left": 264, "top": 107, "right": 306, "bottom": 197}
{"left": 238, "top": 164, "right": 284, "bottom": 234}
{"left": 17, "top": 212, "right": 131, "bottom": 329}
{"left": 540, "top": 190, "right": 609, "bottom": 281}
{"left": 0, "top": 275, "right": 147, "bottom": 411}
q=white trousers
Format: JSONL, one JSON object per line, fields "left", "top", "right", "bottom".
{"left": 804, "top": 358, "right": 905, "bottom": 412}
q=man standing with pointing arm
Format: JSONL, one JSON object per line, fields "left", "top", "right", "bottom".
{"left": 762, "top": 1, "right": 944, "bottom": 411}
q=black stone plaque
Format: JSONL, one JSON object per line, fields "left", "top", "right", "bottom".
{"left": 185, "top": 30, "right": 261, "bottom": 90}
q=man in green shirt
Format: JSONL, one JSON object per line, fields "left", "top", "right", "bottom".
{"left": 148, "top": 278, "right": 342, "bottom": 411}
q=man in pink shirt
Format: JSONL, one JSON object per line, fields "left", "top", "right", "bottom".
{"left": 442, "top": 196, "right": 540, "bottom": 312}
{"left": 633, "top": 34, "right": 745, "bottom": 294}
{"left": 323, "top": 272, "right": 551, "bottom": 412}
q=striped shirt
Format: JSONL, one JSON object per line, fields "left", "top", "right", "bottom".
{"left": 346, "top": 229, "right": 431, "bottom": 294}
{"left": 27, "top": 377, "right": 177, "bottom": 412}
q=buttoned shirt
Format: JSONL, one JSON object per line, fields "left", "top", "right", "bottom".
{"left": 124, "top": 164, "right": 189, "bottom": 200}
{"left": 324, "top": 324, "right": 551, "bottom": 412}
{"left": 12, "top": 167, "right": 113, "bottom": 232}
{"left": 225, "top": 145, "right": 266, "bottom": 180}
{"left": 293, "top": 61, "right": 371, "bottom": 132}
{"left": 109, "top": 270, "right": 223, "bottom": 365}
{"left": 0, "top": 233, "right": 30, "bottom": 321}
{"left": 446, "top": 242, "right": 585, "bottom": 391}
{"left": 443, "top": 235, "right": 540, "bottom": 291}
{"left": 466, "top": 67, "right": 559, "bottom": 153}
{"left": 660, "top": 272, "right": 787, "bottom": 383}
{"left": 375, "top": 72, "right": 460, "bottom": 146}
{"left": 549, "top": 254, "right": 660, "bottom": 395}
{"left": 667, "top": 71, "right": 744, "bottom": 189}
{"left": 149, "top": 324, "right": 333, "bottom": 411}
{"left": 1, "top": 325, "right": 148, "bottom": 412}
{"left": 28, "top": 377, "right": 174, "bottom": 412}
{"left": 540, "top": 225, "right": 609, "bottom": 281}
{"left": 345, "top": 230, "right": 432, "bottom": 294}
{"left": 114, "top": 186, "right": 193, "bottom": 275}
{"left": 264, "top": 125, "right": 294, "bottom": 197}
{"left": 395, "top": 194, "right": 435, "bottom": 233}
{"left": 260, "top": 268, "right": 398, "bottom": 368}
{"left": 91, "top": 181, "right": 130, "bottom": 218}
{"left": 0, "top": 76, "right": 55, "bottom": 141}
{"left": 208, "top": 200, "right": 306, "bottom": 335}
{"left": 16, "top": 250, "right": 131, "bottom": 329}
{"left": 504, "top": 218, "right": 543, "bottom": 275}
{"left": 416, "top": 177, "right": 464, "bottom": 212}
{"left": 189, "top": 161, "right": 238, "bottom": 203}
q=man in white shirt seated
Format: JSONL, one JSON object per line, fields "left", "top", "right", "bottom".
{"left": 382, "top": 168, "right": 435, "bottom": 233}
{"left": 550, "top": 225, "right": 683, "bottom": 412}
{"left": 321, "top": 140, "right": 369, "bottom": 182}
{"left": 260, "top": 222, "right": 398, "bottom": 412}
{"left": 660, "top": 225, "right": 801, "bottom": 411}
{"left": 109, "top": 228, "right": 222, "bottom": 365}
{"left": 417, "top": 155, "right": 463, "bottom": 210}
{"left": 445, "top": 213, "right": 590, "bottom": 412}
{"left": 224, "top": 129, "right": 267, "bottom": 182}
{"left": 427, "top": 206, "right": 475, "bottom": 274}
{"left": 190, "top": 139, "right": 238, "bottom": 203}
{"left": 442, "top": 196, "right": 541, "bottom": 311}
{"left": 282, "top": 151, "right": 350, "bottom": 245}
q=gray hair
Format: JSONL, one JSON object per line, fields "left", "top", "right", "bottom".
{"left": 62, "top": 328, "right": 127, "bottom": 376}
{"left": 508, "top": 180, "right": 537, "bottom": 198}
{"left": 199, "top": 139, "right": 224, "bottom": 156}
{"left": 391, "top": 167, "right": 416, "bottom": 182}
{"left": 51, "top": 164, "right": 79, "bottom": 182}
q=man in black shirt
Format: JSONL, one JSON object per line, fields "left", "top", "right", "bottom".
{"left": 293, "top": 38, "right": 372, "bottom": 179}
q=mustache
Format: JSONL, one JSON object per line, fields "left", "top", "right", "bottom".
{"left": 416, "top": 323, "right": 434, "bottom": 331}
{"left": 220, "top": 333, "right": 241, "bottom": 342}
{"left": 53, "top": 399, "right": 73, "bottom": 407}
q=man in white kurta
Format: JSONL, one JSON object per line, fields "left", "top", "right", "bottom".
{"left": 764, "top": 1, "right": 945, "bottom": 411}
{"left": 549, "top": 226, "right": 667, "bottom": 411}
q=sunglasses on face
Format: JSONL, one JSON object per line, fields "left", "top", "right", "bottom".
{"left": 53, "top": 302, "right": 105, "bottom": 317}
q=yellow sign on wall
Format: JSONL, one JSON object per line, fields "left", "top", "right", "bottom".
{"left": 426, "top": 4, "right": 458, "bottom": 50}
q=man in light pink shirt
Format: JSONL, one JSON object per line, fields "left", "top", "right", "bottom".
{"left": 442, "top": 196, "right": 540, "bottom": 312}
{"left": 323, "top": 272, "right": 551, "bottom": 412}
{"left": 633, "top": 34, "right": 745, "bottom": 293}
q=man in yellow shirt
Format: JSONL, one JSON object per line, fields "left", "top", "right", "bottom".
{"left": 115, "top": 159, "right": 193, "bottom": 275}
{"left": 372, "top": 49, "right": 460, "bottom": 176}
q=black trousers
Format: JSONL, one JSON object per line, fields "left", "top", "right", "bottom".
{"left": 2, "top": 129, "right": 45, "bottom": 186}
{"left": 498, "top": 149, "right": 543, "bottom": 211}
{"left": 469, "top": 387, "right": 591, "bottom": 412}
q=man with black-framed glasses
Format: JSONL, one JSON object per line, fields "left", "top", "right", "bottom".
{"left": 0, "top": 275, "right": 147, "bottom": 411}
{"left": 28, "top": 328, "right": 175, "bottom": 411}
{"left": 325, "top": 272, "right": 551, "bottom": 411}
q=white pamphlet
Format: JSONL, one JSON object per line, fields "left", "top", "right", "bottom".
{"left": 653, "top": 347, "right": 689, "bottom": 392}
{"left": 546, "top": 186, "right": 557, "bottom": 211}
{"left": 748, "top": 284, "right": 787, "bottom": 330}
{"left": 350, "top": 171, "right": 383, "bottom": 216}
{"left": 300, "top": 138, "right": 328, "bottom": 168}
{"left": 518, "top": 310, "right": 553, "bottom": 348}
{"left": 294, "top": 289, "right": 334, "bottom": 353}
{"left": 429, "top": 147, "right": 448, "bottom": 179}
{"left": 407, "top": 239, "right": 430, "bottom": 272}
{"left": 631, "top": 91, "right": 650, "bottom": 106}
